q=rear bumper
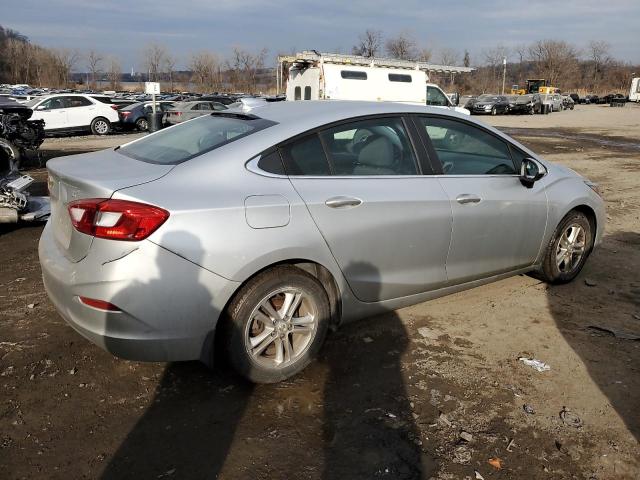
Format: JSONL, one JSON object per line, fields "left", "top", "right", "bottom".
{"left": 38, "top": 222, "right": 239, "bottom": 362}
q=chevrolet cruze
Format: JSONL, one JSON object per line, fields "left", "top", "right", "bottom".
{"left": 39, "top": 101, "right": 605, "bottom": 383}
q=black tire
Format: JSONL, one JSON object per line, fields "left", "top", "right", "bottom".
{"left": 537, "top": 211, "right": 593, "bottom": 284}
{"left": 491, "top": 106, "right": 497, "bottom": 116}
{"left": 90, "top": 117, "right": 111, "bottom": 136}
{"left": 223, "top": 266, "right": 330, "bottom": 383}
{"left": 135, "top": 117, "right": 149, "bottom": 131}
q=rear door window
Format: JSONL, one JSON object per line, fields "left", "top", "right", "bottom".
{"left": 419, "top": 117, "right": 516, "bottom": 175}
{"left": 319, "top": 117, "right": 418, "bottom": 175}
{"left": 280, "top": 134, "right": 331, "bottom": 175}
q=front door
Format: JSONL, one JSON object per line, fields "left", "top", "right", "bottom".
{"left": 417, "top": 116, "right": 548, "bottom": 283}
{"left": 283, "top": 116, "right": 452, "bottom": 302}
{"left": 33, "top": 97, "right": 68, "bottom": 130}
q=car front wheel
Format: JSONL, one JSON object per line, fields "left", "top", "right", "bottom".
{"left": 223, "top": 266, "right": 330, "bottom": 383}
{"left": 538, "top": 211, "right": 593, "bottom": 284}
{"left": 135, "top": 118, "right": 148, "bottom": 131}
{"left": 90, "top": 117, "right": 111, "bottom": 136}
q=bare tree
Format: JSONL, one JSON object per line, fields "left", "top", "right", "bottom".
{"left": 439, "top": 47, "right": 459, "bottom": 66}
{"left": 528, "top": 39, "right": 579, "bottom": 87}
{"left": 164, "top": 53, "right": 177, "bottom": 91}
{"left": 227, "top": 47, "right": 267, "bottom": 92}
{"left": 385, "top": 32, "right": 416, "bottom": 60}
{"left": 587, "top": 40, "right": 611, "bottom": 89}
{"left": 87, "top": 49, "right": 103, "bottom": 88}
{"left": 106, "top": 56, "right": 121, "bottom": 90}
{"left": 53, "top": 48, "right": 79, "bottom": 87}
{"left": 189, "top": 52, "right": 220, "bottom": 92}
{"left": 416, "top": 47, "right": 432, "bottom": 63}
{"left": 143, "top": 43, "right": 167, "bottom": 82}
{"left": 352, "top": 29, "right": 383, "bottom": 57}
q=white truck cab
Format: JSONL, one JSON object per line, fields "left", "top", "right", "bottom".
{"left": 281, "top": 51, "right": 472, "bottom": 115}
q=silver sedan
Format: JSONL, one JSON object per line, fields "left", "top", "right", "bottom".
{"left": 39, "top": 101, "right": 605, "bottom": 383}
{"left": 165, "top": 100, "right": 227, "bottom": 124}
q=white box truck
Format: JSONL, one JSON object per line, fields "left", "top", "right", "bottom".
{"left": 279, "top": 51, "right": 472, "bottom": 115}
{"left": 630, "top": 77, "right": 640, "bottom": 103}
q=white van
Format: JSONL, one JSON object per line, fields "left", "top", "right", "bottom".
{"left": 630, "top": 78, "right": 640, "bottom": 102}
{"left": 282, "top": 52, "right": 471, "bottom": 115}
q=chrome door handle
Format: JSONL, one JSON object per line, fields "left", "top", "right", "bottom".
{"left": 456, "top": 194, "right": 481, "bottom": 204}
{"left": 325, "top": 196, "right": 363, "bottom": 209}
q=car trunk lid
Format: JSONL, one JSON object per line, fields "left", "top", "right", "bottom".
{"left": 47, "top": 148, "right": 173, "bottom": 262}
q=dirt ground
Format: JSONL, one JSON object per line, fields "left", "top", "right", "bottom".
{"left": 1, "top": 104, "right": 639, "bottom": 479}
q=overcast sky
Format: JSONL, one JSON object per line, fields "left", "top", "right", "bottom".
{"left": 3, "top": 0, "right": 639, "bottom": 71}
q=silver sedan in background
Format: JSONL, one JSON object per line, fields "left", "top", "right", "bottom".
{"left": 39, "top": 101, "right": 604, "bottom": 383}
{"left": 165, "top": 100, "right": 227, "bottom": 124}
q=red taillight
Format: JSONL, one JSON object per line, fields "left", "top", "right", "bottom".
{"left": 67, "top": 198, "right": 169, "bottom": 241}
{"left": 110, "top": 105, "right": 119, "bottom": 111}
{"left": 79, "top": 296, "right": 121, "bottom": 311}
{"left": 121, "top": 111, "right": 131, "bottom": 117}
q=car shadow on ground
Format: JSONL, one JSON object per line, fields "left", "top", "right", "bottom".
{"left": 99, "top": 253, "right": 433, "bottom": 479}
{"left": 547, "top": 231, "right": 640, "bottom": 442}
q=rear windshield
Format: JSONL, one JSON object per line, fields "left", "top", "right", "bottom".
{"left": 92, "top": 96, "right": 113, "bottom": 104}
{"left": 118, "top": 113, "right": 277, "bottom": 164}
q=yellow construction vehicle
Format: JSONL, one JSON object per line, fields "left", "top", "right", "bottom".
{"left": 510, "top": 84, "right": 527, "bottom": 95}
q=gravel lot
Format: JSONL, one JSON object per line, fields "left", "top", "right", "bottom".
{"left": 1, "top": 104, "right": 639, "bottom": 479}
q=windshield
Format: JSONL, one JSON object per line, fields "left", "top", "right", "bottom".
{"left": 24, "top": 97, "right": 43, "bottom": 107}
{"left": 478, "top": 95, "right": 499, "bottom": 101}
{"left": 118, "top": 113, "right": 277, "bottom": 164}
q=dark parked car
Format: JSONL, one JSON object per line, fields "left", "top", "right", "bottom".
{"left": 470, "top": 95, "right": 510, "bottom": 115}
{"left": 569, "top": 93, "right": 580, "bottom": 104}
{"left": 584, "top": 95, "right": 599, "bottom": 104}
{"left": 118, "top": 101, "right": 175, "bottom": 131}
{"left": 506, "top": 94, "right": 542, "bottom": 114}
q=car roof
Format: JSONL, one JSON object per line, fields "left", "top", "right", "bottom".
{"left": 246, "top": 100, "right": 466, "bottom": 133}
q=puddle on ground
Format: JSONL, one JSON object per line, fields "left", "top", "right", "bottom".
{"left": 500, "top": 127, "right": 640, "bottom": 153}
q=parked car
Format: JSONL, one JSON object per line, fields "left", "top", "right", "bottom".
{"left": 165, "top": 101, "right": 227, "bottom": 125}
{"left": 25, "top": 94, "right": 119, "bottom": 135}
{"left": 584, "top": 94, "right": 599, "bottom": 104}
{"left": 506, "top": 94, "right": 541, "bottom": 114}
{"left": 470, "top": 94, "right": 510, "bottom": 115}
{"left": 549, "top": 93, "right": 564, "bottom": 112}
{"left": 561, "top": 95, "right": 575, "bottom": 110}
{"left": 199, "top": 95, "right": 239, "bottom": 105}
{"left": 118, "top": 101, "right": 175, "bottom": 131}
{"left": 39, "top": 101, "right": 605, "bottom": 383}
{"left": 568, "top": 93, "right": 580, "bottom": 104}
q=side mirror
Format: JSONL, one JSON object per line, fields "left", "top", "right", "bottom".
{"left": 35, "top": 105, "right": 48, "bottom": 111}
{"left": 520, "top": 158, "right": 547, "bottom": 188}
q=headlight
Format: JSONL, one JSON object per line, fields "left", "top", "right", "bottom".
{"left": 584, "top": 180, "right": 602, "bottom": 197}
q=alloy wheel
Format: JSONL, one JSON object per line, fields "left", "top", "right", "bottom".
{"left": 556, "top": 224, "right": 586, "bottom": 273}
{"left": 244, "top": 287, "right": 318, "bottom": 369}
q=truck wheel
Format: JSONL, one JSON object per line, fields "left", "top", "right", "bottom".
{"left": 90, "top": 117, "right": 111, "bottom": 136}
{"left": 223, "top": 266, "right": 330, "bottom": 383}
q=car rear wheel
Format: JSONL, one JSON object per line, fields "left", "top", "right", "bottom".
{"left": 135, "top": 118, "right": 148, "bottom": 131}
{"left": 491, "top": 106, "right": 497, "bottom": 116}
{"left": 538, "top": 211, "right": 593, "bottom": 284}
{"left": 90, "top": 117, "right": 111, "bottom": 136}
{"left": 223, "top": 266, "right": 330, "bottom": 383}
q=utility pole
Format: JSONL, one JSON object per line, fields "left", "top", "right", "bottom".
{"left": 501, "top": 57, "right": 507, "bottom": 95}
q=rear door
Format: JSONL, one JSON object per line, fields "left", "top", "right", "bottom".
{"left": 284, "top": 115, "right": 452, "bottom": 302}
{"left": 416, "top": 115, "right": 548, "bottom": 283}
{"left": 63, "top": 96, "right": 95, "bottom": 128}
